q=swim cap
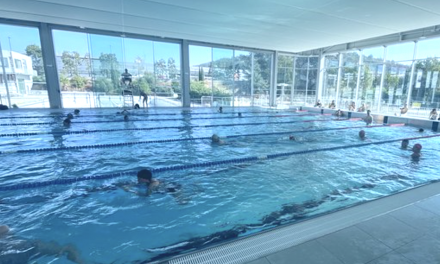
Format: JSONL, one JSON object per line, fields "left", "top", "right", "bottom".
{"left": 413, "top": 143, "right": 422, "bottom": 150}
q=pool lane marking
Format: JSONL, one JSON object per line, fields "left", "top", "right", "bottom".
{"left": 0, "top": 123, "right": 397, "bottom": 155}
{"left": 0, "top": 117, "right": 357, "bottom": 137}
{"left": 0, "top": 113, "right": 322, "bottom": 126}
{"left": 0, "top": 131, "right": 437, "bottom": 191}
{"left": 0, "top": 110, "right": 308, "bottom": 120}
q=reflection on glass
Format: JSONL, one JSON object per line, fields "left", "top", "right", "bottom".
{"left": 277, "top": 55, "right": 293, "bottom": 105}
{"left": 411, "top": 58, "right": 440, "bottom": 108}
{"left": 0, "top": 24, "right": 48, "bottom": 108}
{"left": 382, "top": 62, "right": 411, "bottom": 113}
{"left": 212, "top": 48, "right": 233, "bottom": 107}
{"left": 358, "top": 64, "right": 383, "bottom": 111}
{"left": 417, "top": 38, "right": 440, "bottom": 60}
{"left": 386, "top": 42, "right": 414, "bottom": 62}
{"left": 53, "top": 29, "right": 181, "bottom": 108}
{"left": 362, "top": 47, "right": 383, "bottom": 64}
{"left": 189, "top": 45, "right": 212, "bottom": 106}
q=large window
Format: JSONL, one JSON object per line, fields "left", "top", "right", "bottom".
{"left": 189, "top": 45, "right": 272, "bottom": 107}
{"left": 53, "top": 29, "right": 181, "bottom": 108}
{"left": 322, "top": 54, "right": 339, "bottom": 107}
{"left": 0, "top": 24, "right": 48, "bottom": 108}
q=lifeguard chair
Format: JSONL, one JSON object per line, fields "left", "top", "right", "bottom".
{"left": 121, "top": 69, "right": 134, "bottom": 108}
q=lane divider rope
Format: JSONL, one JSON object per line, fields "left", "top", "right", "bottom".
{"left": 0, "top": 124, "right": 400, "bottom": 155}
{"left": 0, "top": 118, "right": 358, "bottom": 137}
{"left": 0, "top": 109, "right": 305, "bottom": 120}
{"left": 1, "top": 131, "right": 437, "bottom": 191}
{"left": 0, "top": 113, "right": 320, "bottom": 126}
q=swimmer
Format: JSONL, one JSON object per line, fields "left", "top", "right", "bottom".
{"left": 411, "top": 143, "right": 422, "bottom": 160}
{"left": 137, "top": 169, "right": 160, "bottom": 195}
{"left": 363, "top": 110, "right": 373, "bottom": 125}
{"left": 67, "top": 113, "right": 74, "bottom": 119}
{"left": 218, "top": 106, "right": 223, "bottom": 113}
{"left": 289, "top": 135, "right": 296, "bottom": 141}
{"left": 0, "top": 224, "right": 84, "bottom": 263}
{"left": 63, "top": 118, "right": 71, "bottom": 126}
{"left": 359, "top": 130, "right": 366, "bottom": 140}
{"left": 418, "top": 128, "right": 424, "bottom": 133}
{"left": 0, "top": 104, "right": 8, "bottom": 110}
{"left": 401, "top": 139, "right": 409, "bottom": 149}
{"left": 314, "top": 100, "right": 322, "bottom": 108}
{"left": 136, "top": 169, "right": 181, "bottom": 196}
{"left": 134, "top": 103, "right": 140, "bottom": 109}
{"left": 238, "top": 112, "right": 242, "bottom": 117}
{"left": 211, "top": 134, "right": 225, "bottom": 145}
{"left": 357, "top": 103, "right": 366, "bottom": 112}
{"left": 333, "top": 109, "right": 344, "bottom": 117}
{"left": 117, "top": 109, "right": 129, "bottom": 115}
{"left": 124, "top": 114, "right": 129, "bottom": 121}
{"left": 73, "top": 109, "right": 80, "bottom": 115}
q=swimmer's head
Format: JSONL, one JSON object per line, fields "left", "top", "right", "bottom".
{"left": 67, "top": 113, "right": 74, "bottom": 119}
{"left": 418, "top": 128, "right": 424, "bottom": 132}
{"left": 124, "top": 115, "right": 129, "bottom": 121}
{"left": 73, "top": 109, "right": 80, "bottom": 115}
{"left": 0, "top": 225, "right": 10, "bottom": 237}
{"left": 401, "top": 139, "right": 409, "bottom": 148}
{"left": 238, "top": 112, "right": 242, "bottom": 117}
{"left": 359, "top": 130, "right": 365, "bottom": 139}
{"left": 413, "top": 143, "right": 422, "bottom": 152}
{"left": 289, "top": 135, "right": 295, "bottom": 141}
{"left": 218, "top": 107, "right": 223, "bottom": 113}
{"left": 212, "top": 134, "right": 220, "bottom": 143}
{"left": 367, "top": 110, "right": 371, "bottom": 114}
{"left": 137, "top": 169, "right": 152, "bottom": 184}
{"left": 63, "top": 118, "right": 71, "bottom": 126}
{"left": 134, "top": 104, "right": 140, "bottom": 109}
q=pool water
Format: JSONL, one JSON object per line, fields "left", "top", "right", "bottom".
{"left": 0, "top": 108, "right": 439, "bottom": 264}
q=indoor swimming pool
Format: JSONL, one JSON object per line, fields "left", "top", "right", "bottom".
{"left": 0, "top": 107, "right": 439, "bottom": 264}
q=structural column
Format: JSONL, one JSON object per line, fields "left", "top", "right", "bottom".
{"left": 39, "top": 23, "right": 62, "bottom": 108}
{"left": 270, "top": 51, "right": 278, "bottom": 107}
{"left": 181, "top": 40, "right": 191, "bottom": 107}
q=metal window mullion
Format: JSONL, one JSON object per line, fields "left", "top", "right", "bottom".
{"left": 305, "top": 58, "right": 310, "bottom": 105}
{"left": 0, "top": 41, "right": 12, "bottom": 108}
{"left": 317, "top": 51, "right": 325, "bottom": 101}
{"left": 335, "top": 53, "right": 343, "bottom": 107}
{"left": 271, "top": 51, "right": 278, "bottom": 107}
{"left": 355, "top": 51, "right": 362, "bottom": 104}
{"left": 251, "top": 52, "right": 254, "bottom": 106}
{"left": 378, "top": 47, "right": 387, "bottom": 112}
{"left": 407, "top": 41, "right": 417, "bottom": 106}
{"left": 291, "top": 56, "right": 296, "bottom": 105}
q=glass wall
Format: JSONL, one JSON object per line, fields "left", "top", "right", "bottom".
{"left": 189, "top": 45, "right": 272, "bottom": 107}
{"left": 276, "top": 55, "right": 293, "bottom": 105}
{"left": 0, "top": 23, "right": 48, "bottom": 108}
{"left": 381, "top": 43, "right": 414, "bottom": 113}
{"left": 321, "top": 55, "right": 339, "bottom": 107}
{"left": 412, "top": 38, "right": 440, "bottom": 111}
{"left": 53, "top": 29, "right": 181, "bottom": 108}
{"left": 275, "top": 55, "right": 318, "bottom": 106}
{"left": 358, "top": 47, "right": 384, "bottom": 111}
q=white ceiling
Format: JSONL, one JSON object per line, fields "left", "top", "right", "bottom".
{"left": 1, "top": 0, "right": 440, "bottom": 53}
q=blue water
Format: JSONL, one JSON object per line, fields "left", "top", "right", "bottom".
{"left": 0, "top": 108, "right": 439, "bottom": 264}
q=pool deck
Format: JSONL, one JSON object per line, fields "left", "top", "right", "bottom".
{"left": 246, "top": 187, "right": 440, "bottom": 264}
{"left": 164, "top": 181, "right": 440, "bottom": 264}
